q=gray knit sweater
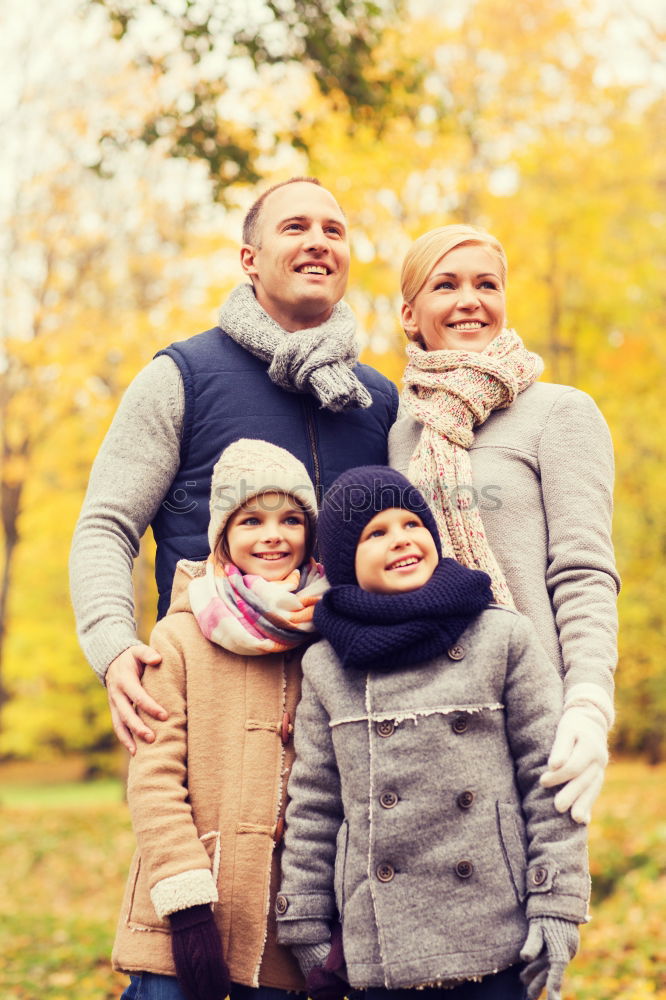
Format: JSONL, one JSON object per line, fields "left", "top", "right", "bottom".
{"left": 388, "top": 381, "right": 619, "bottom": 708}
{"left": 69, "top": 355, "right": 185, "bottom": 679}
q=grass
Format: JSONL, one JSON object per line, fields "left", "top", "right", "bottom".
{"left": 0, "top": 779, "right": 124, "bottom": 808}
{"left": 0, "top": 758, "right": 664, "bottom": 999}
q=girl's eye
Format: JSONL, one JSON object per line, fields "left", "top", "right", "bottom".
{"left": 284, "top": 516, "right": 304, "bottom": 526}
{"left": 434, "top": 280, "right": 455, "bottom": 290}
{"left": 480, "top": 280, "right": 498, "bottom": 290}
{"left": 367, "top": 528, "right": 384, "bottom": 539}
{"left": 241, "top": 516, "right": 260, "bottom": 526}
{"left": 405, "top": 519, "right": 421, "bottom": 528}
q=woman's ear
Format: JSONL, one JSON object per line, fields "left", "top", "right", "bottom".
{"left": 401, "top": 302, "right": 421, "bottom": 343}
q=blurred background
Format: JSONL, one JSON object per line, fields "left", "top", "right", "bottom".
{"left": 0, "top": 0, "right": 664, "bottom": 997}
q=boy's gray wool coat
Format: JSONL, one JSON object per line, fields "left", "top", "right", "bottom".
{"left": 276, "top": 605, "right": 590, "bottom": 989}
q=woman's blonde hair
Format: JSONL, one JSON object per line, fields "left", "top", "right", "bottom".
{"left": 400, "top": 224, "right": 507, "bottom": 305}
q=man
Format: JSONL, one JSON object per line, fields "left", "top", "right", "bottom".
{"left": 70, "top": 177, "right": 398, "bottom": 754}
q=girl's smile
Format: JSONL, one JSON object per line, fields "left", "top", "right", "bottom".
{"left": 224, "top": 491, "right": 307, "bottom": 581}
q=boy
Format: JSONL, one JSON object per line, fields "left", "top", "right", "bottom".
{"left": 276, "top": 466, "right": 589, "bottom": 1000}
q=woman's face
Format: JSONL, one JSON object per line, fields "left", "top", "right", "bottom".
{"left": 402, "top": 244, "right": 506, "bottom": 352}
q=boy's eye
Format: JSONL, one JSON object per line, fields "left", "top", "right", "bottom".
{"left": 367, "top": 528, "right": 385, "bottom": 538}
{"left": 405, "top": 519, "right": 421, "bottom": 528}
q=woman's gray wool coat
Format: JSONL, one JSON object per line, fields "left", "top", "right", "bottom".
{"left": 276, "top": 605, "right": 590, "bottom": 989}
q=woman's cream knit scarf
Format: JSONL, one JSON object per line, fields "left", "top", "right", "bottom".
{"left": 402, "top": 328, "right": 544, "bottom": 606}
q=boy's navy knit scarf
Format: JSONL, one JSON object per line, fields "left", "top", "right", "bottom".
{"left": 313, "top": 558, "right": 493, "bottom": 671}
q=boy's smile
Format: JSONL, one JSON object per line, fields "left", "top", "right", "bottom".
{"left": 354, "top": 507, "right": 439, "bottom": 594}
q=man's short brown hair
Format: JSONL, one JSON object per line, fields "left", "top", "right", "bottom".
{"left": 242, "top": 177, "right": 324, "bottom": 247}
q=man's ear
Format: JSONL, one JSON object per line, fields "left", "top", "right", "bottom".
{"left": 240, "top": 245, "right": 259, "bottom": 277}
{"left": 401, "top": 302, "right": 421, "bottom": 343}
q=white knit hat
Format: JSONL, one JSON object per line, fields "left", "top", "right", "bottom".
{"left": 208, "top": 439, "right": 318, "bottom": 555}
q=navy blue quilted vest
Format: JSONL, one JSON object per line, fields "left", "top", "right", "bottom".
{"left": 150, "top": 327, "right": 398, "bottom": 616}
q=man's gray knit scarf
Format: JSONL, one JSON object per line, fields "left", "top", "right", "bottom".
{"left": 218, "top": 284, "right": 372, "bottom": 412}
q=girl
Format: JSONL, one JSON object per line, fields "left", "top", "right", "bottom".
{"left": 113, "top": 439, "right": 327, "bottom": 1000}
{"left": 277, "top": 466, "right": 589, "bottom": 1000}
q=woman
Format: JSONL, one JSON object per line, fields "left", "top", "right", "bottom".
{"left": 389, "top": 224, "right": 619, "bottom": 825}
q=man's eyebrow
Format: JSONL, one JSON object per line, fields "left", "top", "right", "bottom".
{"left": 279, "top": 214, "right": 346, "bottom": 228}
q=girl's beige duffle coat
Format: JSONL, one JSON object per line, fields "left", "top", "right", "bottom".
{"left": 112, "top": 561, "right": 305, "bottom": 990}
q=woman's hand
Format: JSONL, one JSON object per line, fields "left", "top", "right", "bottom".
{"left": 540, "top": 700, "right": 609, "bottom": 824}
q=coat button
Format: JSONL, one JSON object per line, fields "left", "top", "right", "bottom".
{"left": 455, "top": 860, "right": 474, "bottom": 879}
{"left": 448, "top": 644, "right": 465, "bottom": 660}
{"left": 276, "top": 894, "right": 289, "bottom": 914}
{"left": 457, "top": 790, "right": 475, "bottom": 809}
{"left": 379, "top": 790, "right": 399, "bottom": 809}
{"left": 281, "top": 711, "right": 292, "bottom": 745}
{"left": 376, "top": 720, "right": 395, "bottom": 738}
{"left": 452, "top": 714, "right": 469, "bottom": 734}
{"left": 532, "top": 867, "right": 548, "bottom": 886}
{"left": 376, "top": 863, "right": 395, "bottom": 882}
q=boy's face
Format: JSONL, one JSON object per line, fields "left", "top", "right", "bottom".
{"left": 354, "top": 507, "right": 439, "bottom": 594}
{"left": 223, "top": 492, "right": 307, "bottom": 581}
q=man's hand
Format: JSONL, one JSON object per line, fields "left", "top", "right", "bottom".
{"left": 106, "top": 645, "right": 166, "bottom": 754}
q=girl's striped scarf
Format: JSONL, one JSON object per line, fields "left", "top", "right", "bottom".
{"left": 189, "top": 556, "right": 329, "bottom": 656}
{"left": 402, "top": 328, "right": 543, "bottom": 606}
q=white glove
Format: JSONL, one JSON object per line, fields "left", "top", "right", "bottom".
{"left": 520, "top": 916, "right": 579, "bottom": 1000}
{"left": 540, "top": 684, "right": 613, "bottom": 824}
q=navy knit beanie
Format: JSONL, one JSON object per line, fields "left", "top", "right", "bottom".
{"left": 318, "top": 466, "right": 442, "bottom": 587}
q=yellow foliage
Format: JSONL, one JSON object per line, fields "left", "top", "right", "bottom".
{"left": 2, "top": 0, "right": 664, "bottom": 759}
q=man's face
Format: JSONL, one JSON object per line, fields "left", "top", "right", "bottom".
{"left": 240, "top": 182, "right": 350, "bottom": 331}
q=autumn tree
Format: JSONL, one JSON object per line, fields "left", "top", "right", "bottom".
{"left": 0, "top": 0, "right": 230, "bottom": 754}
{"left": 89, "top": 0, "right": 415, "bottom": 199}
{"left": 2, "top": 0, "right": 665, "bottom": 760}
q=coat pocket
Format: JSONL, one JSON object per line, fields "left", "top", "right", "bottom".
{"left": 199, "top": 830, "right": 221, "bottom": 884}
{"left": 125, "top": 853, "right": 169, "bottom": 932}
{"left": 496, "top": 802, "right": 528, "bottom": 903}
{"left": 127, "top": 830, "right": 221, "bottom": 931}
{"left": 333, "top": 819, "right": 349, "bottom": 915}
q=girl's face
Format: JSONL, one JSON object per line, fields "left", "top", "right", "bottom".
{"left": 223, "top": 492, "right": 307, "bottom": 581}
{"left": 402, "top": 244, "right": 506, "bottom": 353}
{"left": 354, "top": 507, "right": 439, "bottom": 594}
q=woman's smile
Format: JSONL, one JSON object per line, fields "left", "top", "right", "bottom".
{"left": 402, "top": 244, "right": 506, "bottom": 353}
